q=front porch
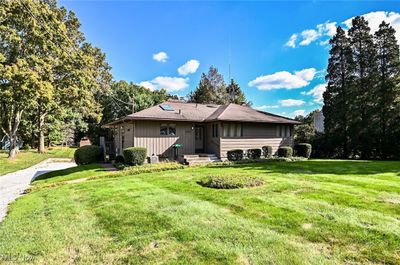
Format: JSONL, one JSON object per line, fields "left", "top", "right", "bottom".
{"left": 179, "top": 153, "right": 221, "bottom": 166}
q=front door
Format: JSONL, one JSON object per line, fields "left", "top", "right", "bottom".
{"left": 195, "top": 126, "right": 204, "bottom": 153}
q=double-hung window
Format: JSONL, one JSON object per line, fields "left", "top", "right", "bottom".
{"left": 160, "top": 124, "right": 176, "bottom": 136}
{"left": 222, "top": 123, "right": 243, "bottom": 137}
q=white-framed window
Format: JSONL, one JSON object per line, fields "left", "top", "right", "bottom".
{"left": 222, "top": 123, "right": 243, "bottom": 137}
{"left": 160, "top": 124, "right": 176, "bottom": 136}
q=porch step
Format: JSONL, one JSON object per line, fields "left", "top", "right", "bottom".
{"left": 182, "top": 154, "right": 221, "bottom": 165}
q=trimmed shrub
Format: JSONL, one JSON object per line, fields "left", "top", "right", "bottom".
{"left": 262, "top": 145, "right": 273, "bottom": 158}
{"left": 198, "top": 175, "right": 264, "bottom": 189}
{"left": 115, "top": 155, "right": 125, "bottom": 164}
{"left": 247, "top": 148, "right": 262, "bottom": 159}
{"left": 277, "top": 146, "right": 293, "bottom": 158}
{"left": 74, "top": 145, "right": 102, "bottom": 165}
{"left": 227, "top": 149, "right": 244, "bottom": 161}
{"left": 123, "top": 147, "right": 147, "bottom": 166}
{"left": 294, "top": 143, "right": 312, "bottom": 158}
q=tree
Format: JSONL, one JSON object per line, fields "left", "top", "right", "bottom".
{"left": 374, "top": 21, "right": 400, "bottom": 158}
{"left": 226, "top": 79, "right": 248, "bottom": 105}
{"left": 188, "top": 66, "right": 229, "bottom": 104}
{"left": 347, "top": 16, "right": 378, "bottom": 158}
{"left": 323, "top": 26, "right": 353, "bottom": 158}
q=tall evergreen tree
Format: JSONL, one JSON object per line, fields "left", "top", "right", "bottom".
{"left": 347, "top": 16, "right": 378, "bottom": 158}
{"left": 188, "top": 66, "right": 229, "bottom": 104}
{"left": 323, "top": 26, "right": 353, "bottom": 158}
{"left": 374, "top": 21, "right": 400, "bottom": 158}
{"left": 226, "top": 79, "right": 248, "bottom": 105}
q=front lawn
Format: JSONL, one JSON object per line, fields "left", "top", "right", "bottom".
{"left": 0, "top": 147, "right": 76, "bottom": 175}
{"left": 0, "top": 160, "right": 399, "bottom": 264}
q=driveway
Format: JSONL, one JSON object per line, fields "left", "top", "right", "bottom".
{"left": 0, "top": 158, "right": 76, "bottom": 222}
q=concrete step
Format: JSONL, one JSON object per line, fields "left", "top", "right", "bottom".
{"left": 184, "top": 156, "right": 218, "bottom": 162}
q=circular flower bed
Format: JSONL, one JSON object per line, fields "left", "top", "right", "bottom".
{"left": 198, "top": 175, "right": 264, "bottom": 189}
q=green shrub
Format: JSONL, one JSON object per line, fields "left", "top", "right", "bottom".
{"left": 262, "top": 145, "right": 273, "bottom": 158}
{"left": 114, "top": 162, "right": 126, "bottom": 170}
{"left": 247, "top": 148, "right": 262, "bottom": 159}
{"left": 115, "top": 155, "right": 125, "bottom": 164}
{"left": 227, "top": 149, "right": 244, "bottom": 161}
{"left": 294, "top": 143, "right": 312, "bottom": 158}
{"left": 277, "top": 146, "right": 293, "bottom": 158}
{"left": 74, "top": 145, "right": 102, "bottom": 165}
{"left": 123, "top": 147, "right": 147, "bottom": 166}
{"left": 198, "top": 175, "right": 264, "bottom": 189}
{"left": 21, "top": 144, "right": 31, "bottom": 151}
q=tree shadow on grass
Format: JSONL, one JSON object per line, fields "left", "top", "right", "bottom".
{"left": 33, "top": 164, "right": 107, "bottom": 182}
{"left": 210, "top": 160, "right": 400, "bottom": 176}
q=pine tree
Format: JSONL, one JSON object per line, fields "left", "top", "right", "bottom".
{"left": 323, "top": 26, "right": 353, "bottom": 158}
{"left": 374, "top": 21, "right": 400, "bottom": 158}
{"left": 226, "top": 79, "right": 248, "bottom": 105}
{"left": 347, "top": 16, "right": 378, "bottom": 158}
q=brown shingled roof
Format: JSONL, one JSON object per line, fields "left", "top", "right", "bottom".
{"left": 104, "top": 100, "right": 300, "bottom": 126}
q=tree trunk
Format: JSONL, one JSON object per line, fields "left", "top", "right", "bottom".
{"left": 38, "top": 113, "right": 46, "bottom": 153}
{"left": 3, "top": 109, "right": 23, "bottom": 160}
{"left": 8, "top": 134, "right": 18, "bottom": 159}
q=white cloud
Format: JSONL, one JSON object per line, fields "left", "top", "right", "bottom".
{"left": 254, "top": 105, "right": 279, "bottom": 110}
{"left": 139, "top": 76, "right": 189, "bottom": 92}
{"left": 178, "top": 59, "right": 200, "bottom": 76}
{"left": 285, "top": 34, "right": 298, "bottom": 48}
{"left": 299, "top": 29, "right": 319, "bottom": 46}
{"left": 285, "top": 11, "right": 400, "bottom": 48}
{"left": 293, "top": 109, "right": 306, "bottom": 117}
{"left": 248, "top": 68, "right": 316, "bottom": 90}
{"left": 304, "top": 83, "right": 327, "bottom": 104}
{"left": 153, "top": 51, "right": 168, "bottom": 62}
{"left": 279, "top": 99, "right": 306, "bottom": 107}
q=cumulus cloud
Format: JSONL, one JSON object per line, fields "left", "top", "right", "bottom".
{"left": 248, "top": 68, "right": 316, "bottom": 90}
{"left": 285, "top": 34, "right": 298, "bottom": 48}
{"left": 285, "top": 11, "right": 400, "bottom": 47}
{"left": 153, "top": 51, "right": 168, "bottom": 62}
{"left": 254, "top": 105, "right": 279, "bottom": 110}
{"left": 293, "top": 109, "right": 306, "bottom": 117}
{"left": 139, "top": 76, "right": 189, "bottom": 92}
{"left": 303, "top": 84, "right": 327, "bottom": 104}
{"left": 178, "top": 60, "right": 200, "bottom": 76}
{"left": 279, "top": 99, "right": 306, "bottom": 107}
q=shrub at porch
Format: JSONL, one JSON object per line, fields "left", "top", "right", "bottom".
{"left": 123, "top": 147, "right": 147, "bottom": 166}
{"left": 294, "top": 143, "right": 312, "bottom": 158}
{"left": 278, "top": 146, "right": 293, "bottom": 158}
{"left": 262, "top": 145, "right": 273, "bottom": 158}
{"left": 74, "top": 145, "right": 102, "bottom": 165}
{"left": 115, "top": 155, "right": 125, "bottom": 164}
{"left": 227, "top": 149, "right": 244, "bottom": 161}
{"left": 198, "top": 175, "right": 264, "bottom": 189}
{"left": 247, "top": 148, "right": 262, "bottom": 159}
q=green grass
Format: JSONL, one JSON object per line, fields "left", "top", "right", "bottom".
{"left": 0, "top": 160, "right": 400, "bottom": 264}
{"left": 0, "top": 147, "right": 76, "bottom": 175}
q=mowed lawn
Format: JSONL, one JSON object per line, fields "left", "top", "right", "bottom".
{"left": 0, "top": 147, "right": 76, "bottom": 175}
{"left": 0, "top": 160, "right": 399, "bottom": 264}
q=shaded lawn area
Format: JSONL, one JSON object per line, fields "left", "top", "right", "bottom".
{"left": 0, "top": 147, "right": 76, "bottom": 175}
{"left": 0, "top": 160, "right": 399, "bottom": 264}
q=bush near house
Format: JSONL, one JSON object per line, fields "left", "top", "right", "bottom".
{"left": 278, "top": 146, "right": 293, "bottom": 158}
{"left": 74, "top": 145, "right": 102, "bottom": 165}
{"left": 262, "top": 145, "right": 273, "bottom": 158}
{"left": 294, "top": 143, "right": 312, "bottom": 158}
{"left": 227, "top": 149, "right": 244, "bottom": 161}
{"left": 247, "top": 148, "right": 262, "bottom": 159}
{"left": 123, "top": 147, "right": 147, "bottom": 166}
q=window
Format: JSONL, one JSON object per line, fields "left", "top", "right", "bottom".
{"left": 160, "top": 124, "right": 176, "bottom": 136}
{"left": 277, "top": 125, "right": 292, "bottom": 137}
{"left": 222, "top": 123, "right": 242, "bottom": 137}
{"left": 212, "top": 123, "right": 219, "bottom": 138}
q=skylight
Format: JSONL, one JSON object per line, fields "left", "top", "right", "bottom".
{"left": 160, "top": 104, "right": 174, "bottom": 111}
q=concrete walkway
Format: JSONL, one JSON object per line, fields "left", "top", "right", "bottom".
{"left": 0, "top": 158, "right": 76, "bottom": 222}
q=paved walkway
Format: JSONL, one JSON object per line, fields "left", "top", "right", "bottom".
{"left": 0, "top": 158, "right": 76, "bottom": 222}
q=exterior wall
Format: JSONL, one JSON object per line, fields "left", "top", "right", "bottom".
{"left": 113, "top": 122, "right": 134, "bottom": 155}
{"left": 205, "top": 123, "right": 220, "bottom": 155}
{"left": 219, "top": 123, "right": 294, "bottom": 159}
{"left": 133, "top": 120, "right": 195, "bottom": 158}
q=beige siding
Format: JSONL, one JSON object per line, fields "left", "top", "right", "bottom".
{"left": 220, "top": 137, "right": 293, "bottom": 159}
{"left": 134, "top": 120, "right": 195, "bottom": 158}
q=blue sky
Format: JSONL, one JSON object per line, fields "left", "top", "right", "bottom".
{"left": 59, "top": 1, "right": 400, "bottom": 117}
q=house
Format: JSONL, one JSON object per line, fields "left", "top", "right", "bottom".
{"left": 104, "top": 100, "right": 300, "bottom": 161}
